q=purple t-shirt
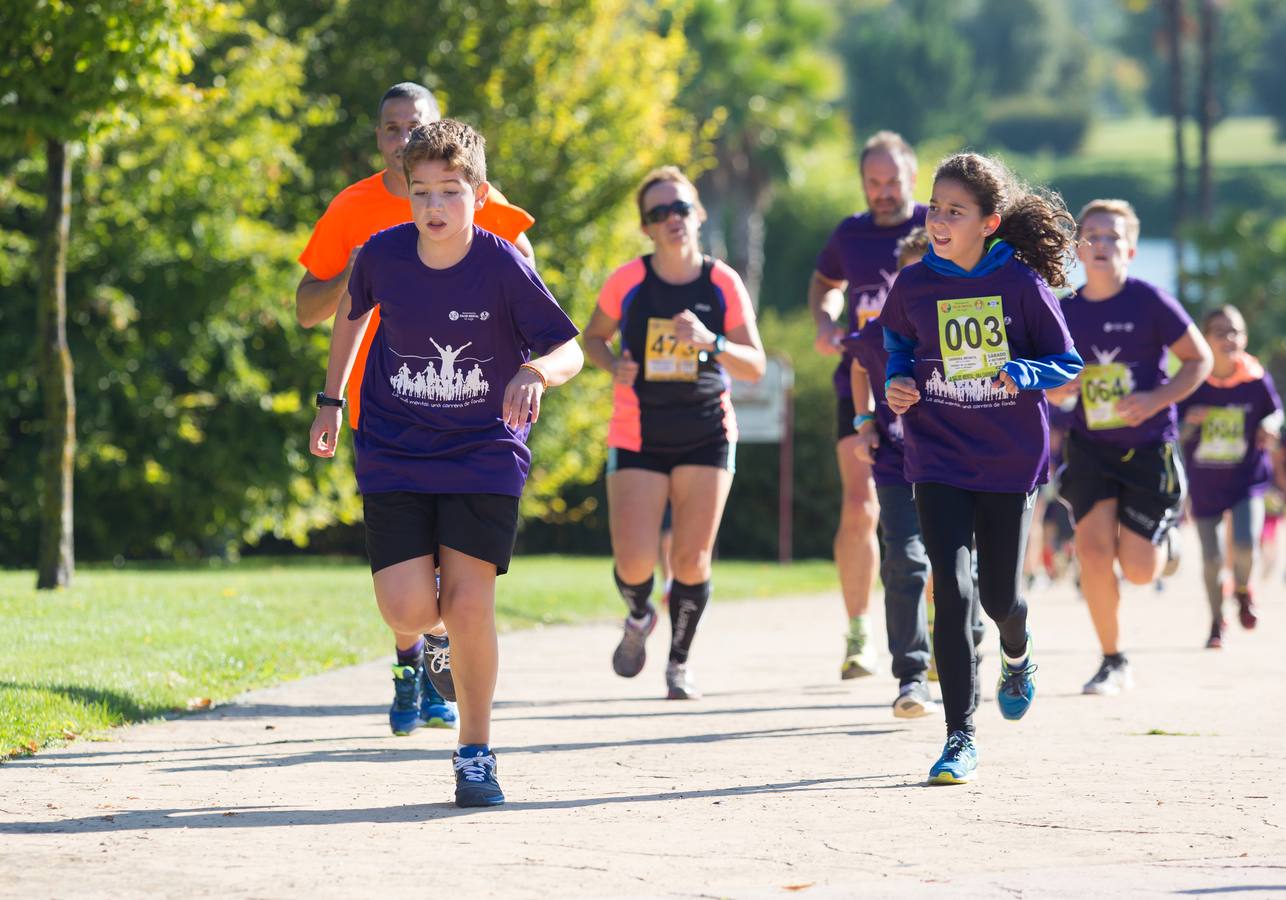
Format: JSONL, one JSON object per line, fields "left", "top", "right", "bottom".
{"left": 879, "top": 259, "right": 1076, "bottom": 493}
{"left": 1178, "top": 373, "right": 1281, "bottom": 518}
{"left": 843, "top": 317, "right": 907, "bottom": 487}
{"left": 1062, "top": 278, "right": 1192, "bottom": 448}
{"left": 347, "top": 224, "right": 579, "bottom": 497}
{"left": 816, "top": 205, "right": 928, "bottom": 397}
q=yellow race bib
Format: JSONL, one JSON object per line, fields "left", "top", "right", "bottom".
{"left": 1080, "top": 363, "right": 1131, "bottom": 430}
{"left": 644, "top": 317, "right": 699, "bottom": 382}
{"left": 936, "top": 296, "right": 1009, "bottom": 382}
{"left": 1195, "top": 407, "right": 1247, "bottom": 463}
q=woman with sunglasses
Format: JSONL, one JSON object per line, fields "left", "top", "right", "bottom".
{"left": 584, "top": 166, "right": 767, "bottom": 699}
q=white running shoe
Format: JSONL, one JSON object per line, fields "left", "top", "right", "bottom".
{"left": 1082, "top": 656, "right": 1134, "bottom": 695}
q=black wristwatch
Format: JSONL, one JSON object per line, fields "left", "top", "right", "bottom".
{"left": 712, "top": 334, "right": 728, "bottom": 355}
{"left": 316, "top": 392, "right": 346, "bottom": 409}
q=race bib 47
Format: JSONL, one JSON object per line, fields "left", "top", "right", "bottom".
{"left": 644, "top": 317, "right": 699, "bottom": 382}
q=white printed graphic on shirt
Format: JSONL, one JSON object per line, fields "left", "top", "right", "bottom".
{"left": 389, "top": 337, "right": 492, "bottom": 407}
{"left": 922, "top": 366, "right": 1012, "bottom": 407}
{"left": 853, "top": 268, "right": 898, "bottom": 328}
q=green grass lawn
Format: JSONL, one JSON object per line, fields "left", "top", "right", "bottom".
{"left": 0, "top": 555, "right": 836, "bottom": 759}
{"left": 1079, "top": 116, "right": 1286, "bottom": 166}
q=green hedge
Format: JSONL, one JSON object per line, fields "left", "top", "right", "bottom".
{"left": 985, "top": 97, "right": 1091, "bottom": 156}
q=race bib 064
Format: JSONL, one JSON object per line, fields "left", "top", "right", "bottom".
{"left": 936, "top": 296, "right": 1009, "bottom": 382}
{"left": 644, "top": 317, "right": 699, "bottom": 382}
{"left": 1080, "top": 362, "right": 1131, "bottom": 430}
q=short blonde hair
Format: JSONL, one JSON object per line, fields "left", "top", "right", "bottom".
{"left": 402, "top": 119, "right": 487, "bottom": 189}
{"left": 896, "top": 227, "right": 931, "bottom": 268}
{"left": 1077, "top": 198, "right": 1140, "bottom": 247}
{"left": 635, "top": 165, "right": 704, "bottom": 223}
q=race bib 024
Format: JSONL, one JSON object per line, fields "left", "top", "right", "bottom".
{"left": 1195, "top": 407, "right": 1247, "bottom": 464}
{"left": 644, "top": 317, "right": 699, "bottom": 382}
{"left": 936, "top": 296, "right": 1010, "bottom": 382}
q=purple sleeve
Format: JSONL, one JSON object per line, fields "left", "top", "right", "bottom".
{"left": 1152, "top": 286, "right": 1193, "bottom": 347}
{"left": 1025, "top": 277, "right": 1077, "bottom": 357}
{"left": 505, "top": 250, "right": 580, "bottom": 355}
{"left": 1261, "top": 373, "right": 1283, "bottom": 420}
{"left": 346, "top": 246, "right": 374, "bottom": 320}
{"left": 815, "top": 224, "right": 845, "bottom": 282}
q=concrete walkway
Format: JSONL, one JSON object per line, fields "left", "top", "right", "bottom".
{"left": 2, "top": 547, "right": 1283, "bottom": 898}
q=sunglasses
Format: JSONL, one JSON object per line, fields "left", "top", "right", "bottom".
{"left": 643, "top": 200, "right": 695, "bottom": 225}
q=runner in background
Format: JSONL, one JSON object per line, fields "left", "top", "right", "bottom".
{"left": 1049, "top": 199, "right": 1212, "bottom": 696}
{"left": 1178, "top": 305, "right": 1282, "bottom": 648}
{"left": 881, "top": 152, "right": 1083, "bottom": 784}
{"left": 296, "top": 82, "right": 535, "bottom": 736}
{"left": 809, "top": 131, "right": 928, "bottom": 679}
{"left": 584, "top": 166, "right": 766, "bottom": 700}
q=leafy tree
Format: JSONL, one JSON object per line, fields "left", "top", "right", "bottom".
{"left": 676, "top": 0, "right": 839, "bottom": 303}
{"left": 0, "top": 1, "right": 221, "bottom": 586}
{"left": 1251, "top": 4, "right": 1286, "bottom": 139}
{"left": 838, "top": 0, "right": 982, "bottom": 146}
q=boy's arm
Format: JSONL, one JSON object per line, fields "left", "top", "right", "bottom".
{"left": 1116, "top": 325, "right": 1213, "bottom": 427}
{"left": 296, "top": 246, "right": 361, "bottom": 328}
{"left": 310, "top": 290, "right": 373, "bottom": 457}
{"left": 502, "top": 338, "right": 584, "bottom": 430}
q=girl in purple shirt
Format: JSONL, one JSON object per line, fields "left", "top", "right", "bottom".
{"left": 1179, "top": 306, "right": 1282, "bottom": 648}
{"left": 881, "top": 153, "right": 1082, "bottom": 784}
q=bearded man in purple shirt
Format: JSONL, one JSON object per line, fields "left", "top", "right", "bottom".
{"left": 809, "top": 131, "right": 928, "bottom": 679}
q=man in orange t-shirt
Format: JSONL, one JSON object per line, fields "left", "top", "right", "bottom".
{"left": 296, "top": 82, "right": 535, "bottom": 736}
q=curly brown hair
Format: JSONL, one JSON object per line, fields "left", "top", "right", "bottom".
{"left": 896, "top": 227, "right": 930, "bottom": 268}
{"left": 402, "top": 119, "right": 487, "bottom": 189}
{"left": 934, "top": 153, "right": 1076, "bottom": 287}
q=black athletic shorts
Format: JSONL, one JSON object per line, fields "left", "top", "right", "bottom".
{"left": 1057, "top": 430, "right": 1185, "bottom": 544}
{"left": 363, "top": 491, "right": 520, "bottom": 575}
{"left": 836, "top": 394, "right": 857, "bottom": 440}
{"left": 606, "top": 438, "right": 736, "bottom": 475}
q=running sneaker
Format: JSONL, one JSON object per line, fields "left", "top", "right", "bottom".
{"left": 389, "top": 664, "right": 424, "bottom": 736}
{"left": 996, "top": 637, "right": 1037, "bottom": 720}
{"left": 928, "top": 730, "right": 978, "bottom": 784}
{"left": 1161, "top": 527, "right": 1181, "bottom": 578}
{"left": 419, "top": 665, "right": 458, "bottom": 729}
{"left": 1205, "top": 618, "right": 1224, "bottom": 649}
{"left": 893, "top": 681, "right": 937, "bottom": 719}
{"left": 665, "top": 660, "right": 701, "bottom": 699}
{"left": 423, "top": 633, "right": 456, "bottom": 702}
{"left": 1082, "top": 656, "right": 1134, "bottom": 695}
{"left": 612, "top": 605, "right": 657, "bottom": 678}
{"left": 1235, "top": 590, "right": 1258, "bottom": 630}
{"left": 453, "top": 747, "right": 505, "bottom": 807}
{"left": 926, "top": 654, "right": 939, "bottom": 682}
{"left": 840, "top": 632, "right": 878, "bottom": 680}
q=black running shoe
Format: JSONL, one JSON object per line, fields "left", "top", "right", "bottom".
{"left": 423, "top": 632, "right": 456, "bottom": 702}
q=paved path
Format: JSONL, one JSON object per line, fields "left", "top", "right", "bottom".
{"left": 3, "top": 547, "right": 1284, "bottom": 898}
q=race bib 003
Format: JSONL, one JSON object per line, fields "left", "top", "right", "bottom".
{"left": 1195, "top": 407, "right": 1247, "bottom": 464}
{"left": 644, "top": 317, "right": 699, "bottom": 382}
{"left": 1080, "top": 362, "right": 1131, "bottom": 430}
{"left": 936, "top": 296, "right": 1009, "bottom": 382}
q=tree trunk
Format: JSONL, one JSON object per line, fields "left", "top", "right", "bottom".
{"left": 36, "top": 138, "right": 75, "bottom": 590}
{"left": 1197, "top": 0, "right": 1215, "bottom": 222}
{"left": 1165, "top": 0, "right": 1188, "bottom": 305}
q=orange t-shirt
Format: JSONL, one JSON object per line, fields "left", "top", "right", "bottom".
{"left": 298, "top": 171, "right": 535, "bottom": 427}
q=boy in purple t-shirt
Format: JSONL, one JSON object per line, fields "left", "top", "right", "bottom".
{"left": 1048, "top": 200, "right": 1212, "bottom": 697}
{"left": 881, "top": 153, "right": 1083, "bottom": 785}
{"left": 1178, "top": 305, "right": 1282, "bottom": 648}
{"left": 309, "top": 120, "right": 583, "bottom": 807}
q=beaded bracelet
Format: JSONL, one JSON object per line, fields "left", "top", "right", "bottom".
{"left": 520, "top": 362, "right": 548, "bottom": 389}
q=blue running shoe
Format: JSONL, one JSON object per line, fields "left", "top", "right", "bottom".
{"left": 419, "top": 665, "right": 458, "bottom": 729}
{"left": 996, "top": 636, "right": 1037, "bottom": 721}
{"left": 389, "top": 664, "right": 424, "bottom": 736}
{"left": 928, "top": 730, "right": 978, "bottom": 784}
{"left": 454, "top": 746, "right": 505, "bottom": 807}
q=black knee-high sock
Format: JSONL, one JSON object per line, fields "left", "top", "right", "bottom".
{"left": 614, "top": 569, "right": 655, "bottom": 619}
{"left": 668, "top": 579, "right": 711, "bottom": 663}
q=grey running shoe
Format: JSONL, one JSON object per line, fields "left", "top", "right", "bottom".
{"left": 665, "top": 660, "right": 701, "bottom": 699}
{"left": 424, "top": 633, "right": 456, "bottom": 702}
{"left": 612, "top": 605, "right": 657, "bottom": 678}
{"left": 840, "top": 632, "right": 877, "bottom": 680}
{"left": 893, "top": 681, "right": 937, "bottom": 719}
{"left": 1082, "top": 656, "right": 1134, "bottom": 695}
{"left": 1161, "top": 527, "right": 1181, "bottom": 578}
